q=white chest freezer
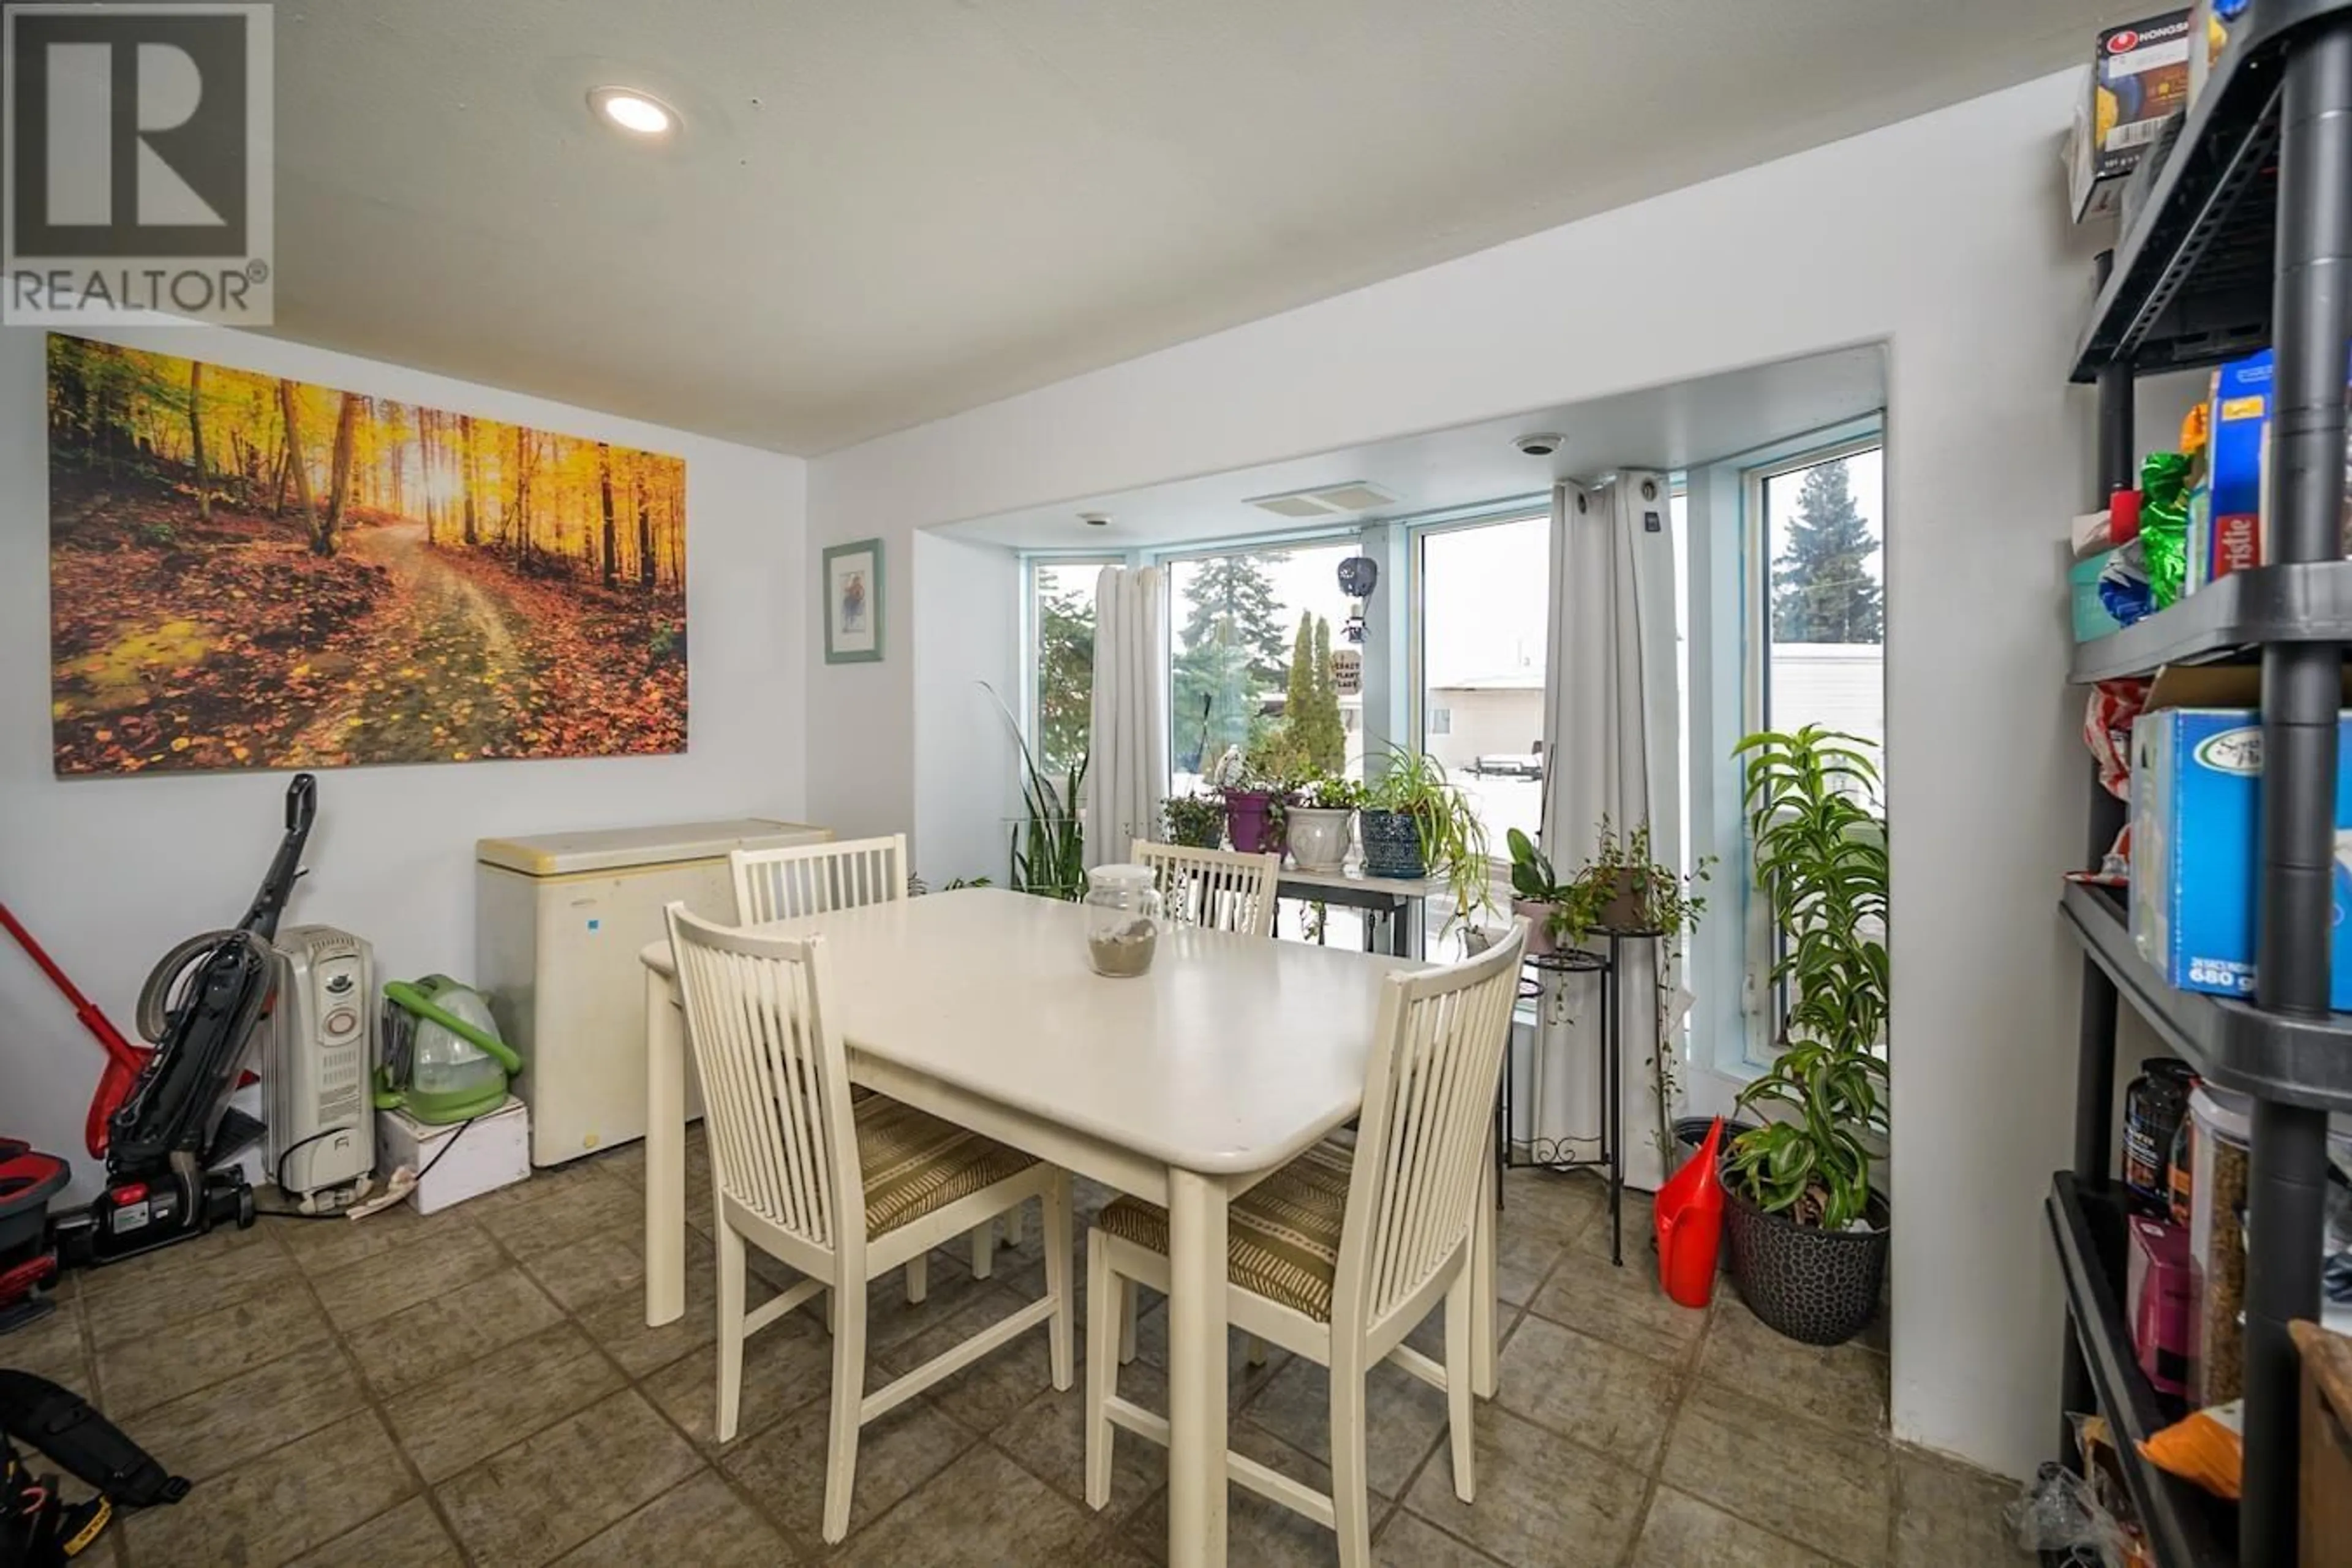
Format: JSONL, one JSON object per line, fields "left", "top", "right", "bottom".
{"left": 477, "top": 817, "right": 829, "bottom": 1165}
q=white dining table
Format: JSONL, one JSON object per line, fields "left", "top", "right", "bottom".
{"left": 638, "top": 886, "right": 1499, "bottom": 1567}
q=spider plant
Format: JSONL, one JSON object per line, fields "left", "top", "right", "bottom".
{"left": 1363, "top": 745, "right": 1494, "bottom": 928}
{"left": 1725, "top": 726, "right": 1889, "bottom": 1230}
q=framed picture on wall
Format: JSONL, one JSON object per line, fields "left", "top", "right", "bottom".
{"left": 823, "top": 538, "right": 884, "bottom": 663}
{"left": 43, "top": 333, "right": 688, "bottom": 775}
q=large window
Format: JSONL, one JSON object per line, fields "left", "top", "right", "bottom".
{"left": 1416, "top": 514, "right": 1549, "bottom": 854}
{"left": 1740, "top": 440, "right": 1885, "bottom": 1063}
{"left": 1028, "top": 559, "right": 1109, "bottom": 777}
{"left": 1167, "top": 538, "right": 1362, "bottom": 793}
{"left": 1755, "top": 445, "right": 1883, "bottom": 753}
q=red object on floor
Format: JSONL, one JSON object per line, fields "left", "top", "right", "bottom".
{"left": 0, "top": 1137, "right": 68, "bottom": 1333}
{"left": 1, "top": 901, "right": 150, "bottom": 1158}
{"left": 1655, "top": 1117, "right": 1727, "bottom": 1309}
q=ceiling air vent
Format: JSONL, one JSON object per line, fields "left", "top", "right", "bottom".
{"left": 1243, "top": 480, "right": 1397, "bottom": 519}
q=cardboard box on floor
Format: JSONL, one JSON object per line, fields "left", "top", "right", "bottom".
{"left": 378, "top": 1094, "right": 530, "bottom": 1214}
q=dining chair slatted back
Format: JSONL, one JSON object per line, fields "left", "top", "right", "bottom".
{"left": 1080, "top": 919, "right": 1525, "bottom": 1563}
{"left": 731, "top": 832, "right": 1019, "bottom": 1281}
{"left": 665, "top": 902, "right": 1074, "bottom": 1540}
{"left": 1130, "top": 839, "right": 1281, "bottom": 940}
{"left": 1337, "top": 922, "right": 1525, "bottom": 1335}
{"left": 666, "top": 906, "right": 856, "bottom": 1251}
{"left": 732, "top": 834, "right": 907, "bottom": 925}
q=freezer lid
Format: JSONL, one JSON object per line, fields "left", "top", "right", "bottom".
{"left": 476, "top": 818, "right": 829, "bottom": 876}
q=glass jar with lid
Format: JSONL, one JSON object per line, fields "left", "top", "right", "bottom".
{"left": 1084, "top": 865, "right": 1162, "bottom": 978}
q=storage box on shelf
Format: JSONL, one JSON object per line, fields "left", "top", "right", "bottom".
{"left": 2056, "top": 5, "right": 2352, "bottom": 1565}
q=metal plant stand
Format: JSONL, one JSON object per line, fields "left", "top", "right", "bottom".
{"left": 1496, "top": 930, "right": 1658, "bottom": 1269}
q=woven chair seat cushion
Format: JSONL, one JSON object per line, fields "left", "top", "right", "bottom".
{"left": 856, "top": 1095, "right": 1039, "bottom": 1236}
{"left": 1096, "top": 1138, "right": 1354, "bottom": 1321}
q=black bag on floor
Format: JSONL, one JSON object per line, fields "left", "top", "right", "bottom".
{"left": 0, "top": 1371, "right": 186, "bottom": 1565}
{"left": 2, "top": 1433, "right": 112, "bottom": 1567}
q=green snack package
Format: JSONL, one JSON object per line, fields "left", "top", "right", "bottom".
{"left": 2141, "top": 451, "right": 2192, "bottom": 610}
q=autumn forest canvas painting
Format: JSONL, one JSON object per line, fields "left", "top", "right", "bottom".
{"left": 47, "top": 335, "right": 688, "bottom": 776}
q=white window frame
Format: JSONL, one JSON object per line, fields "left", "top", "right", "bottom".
{"left": 1147, "top": 524, "right": 1371, "bottom": 791}
{"left": 1732, "top": 427, "right": 1885, "bottom": 1072}
{"left": 1019, "top": 552, "right": 1121, "bottom": 769}
{"left": 1400, "top": 499, "right": 1552, "bottom": 883}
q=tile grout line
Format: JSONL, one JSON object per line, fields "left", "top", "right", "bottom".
{"left": 1374, "top": 1177, "right": 1603, "bottom": 1555}
{"left": 1617, "top": 1264, "right": 1893, "bottom": 1568}
{"left": 476, "top": 1156, "right": 842, "bottom": 1566}
{"left": 269, "top": 1208, "right": 492, "bottom": 1568}
{"left": 601, "top": 1154, "right": 1039, "bottom": 1563}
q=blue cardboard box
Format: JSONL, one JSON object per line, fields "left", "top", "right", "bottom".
{"left": 2131, "top": 679, "right": 2352, "bottom": 1007}
{"left": 2204, "top": 349, "right": 2271, "bottom": 584}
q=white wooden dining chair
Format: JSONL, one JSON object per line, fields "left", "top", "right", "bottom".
{"left": 731, "top": 832, "right": 907, "bottom": 923}
{"left": 1082, "top": 921, "right": 1526, "bottom": 1567}
{"left": 1131, "top": 839, "right": 1281, "bottom": 940}
{"left": 1128, "top": 835, "right": 1285, "bottom": 1370}
{"left": 665, "top": 904, "right": 1074, "bottom": 1543}
{"left": 731, "top": 833, "right": 1013, "bottom": 1281}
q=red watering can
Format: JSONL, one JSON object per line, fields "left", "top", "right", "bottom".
{"left": 1654, "top": 1117, "right": 1727, "bottom": 1309}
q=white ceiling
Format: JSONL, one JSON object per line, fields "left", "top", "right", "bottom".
{"left": 939, "top": 345, "right": 1887, "bottom": 549}
{"left": 268, "top": 1, "right": 2119, "bottom": 454}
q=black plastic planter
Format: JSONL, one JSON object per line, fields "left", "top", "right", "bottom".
{"left": 1721, "top": 1179, "right": 1889, "bottom": 1347}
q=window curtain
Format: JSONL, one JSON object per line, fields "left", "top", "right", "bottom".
{"left": 1518, "top": 474, "right": 1687, "bottom": 1191}
{"left": 1085, "top": 565, "right": 1169, "bottom": 869}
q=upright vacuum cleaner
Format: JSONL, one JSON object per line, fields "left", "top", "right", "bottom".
{"left": 52, "top": 775, "right": 318, "bottom": 1268}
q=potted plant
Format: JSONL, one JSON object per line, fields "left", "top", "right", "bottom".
{"left": 982, "top": 681, "right": 1088, "bottom": 900}
{"left": 1286, "top": 774, "right": 1364, "bottom": 873}
{"left": 1545, "top": 820, "right": 1711, "bottom": 948}
{"left": 1720, "top": 726, "right": 1889, "bottom": 1346}
{"left": 1360, "top": 747, "right": 1494, "bottom": 929}
{"left": 1220, "top": 726, "right": 1307, "bottom": 858}
{"left": 1541, "top": 818, "right": 1714, "bottom": 1163}
{"left": 1161, "top": 793, "right": 1227, "bottom": 850}
{"left": 1504, "top": 828, "right": 1566, "bottom": 957}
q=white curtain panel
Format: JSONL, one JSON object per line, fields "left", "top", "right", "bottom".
{"left": 1085, "top": 565, "right": 1169, "bottom": 869}
{"left": 1517, "top": 473, "right": 1686, "bottom": 1192}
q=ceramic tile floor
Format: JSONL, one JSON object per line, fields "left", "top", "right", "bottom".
{"left": 6, "top": 1140, "right": 2030, "bottom": 1567}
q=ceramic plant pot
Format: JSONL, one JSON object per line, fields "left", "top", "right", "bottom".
{"left": 1224, "top": 791, "right": 1283, "bottom": 856}
{"left": 1359, "top": 809, "right": 1425, "bottom": 879}
{"left": 1512, "top": 897, "right": 1559, "bottom": 957}
{"left": 1597, "top": 867, "right": 1649, "bottom": 932}
{"left": 1722, "top": 1175, "right": 1889, "bottom": 1347}
{"left": 1286, "top": 807, "right": 1354, "bottom": 873}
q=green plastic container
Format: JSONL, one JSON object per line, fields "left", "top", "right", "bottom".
{"left": 377, "top": 976, "right": 522, "bottom": 1125}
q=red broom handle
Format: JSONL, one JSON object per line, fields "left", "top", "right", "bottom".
{"left": 0, "top": 900, "right": 143, "bottom": 1068}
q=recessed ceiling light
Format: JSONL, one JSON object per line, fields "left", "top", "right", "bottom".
{"left": 589, "top": 86, "right": 679, "bottom": 138}
{"left": 1081, "top": 513, "right": 1110, "bottom": 527}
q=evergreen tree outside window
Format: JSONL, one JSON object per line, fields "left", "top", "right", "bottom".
{"left": 1167, "top": 541, "right": 1358, "bottom": 780}
{"left": 1768, "top": 459, "right": 1882, "bottom": 643}
{"left": 1758, "top": 445, "right": 1884, "bottom": 777}
{"left": 1030, "top": 560, "right": 1106, "bottom": 778}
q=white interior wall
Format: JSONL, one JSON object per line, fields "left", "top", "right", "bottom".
{"left": 911, "top": 531, "right": 1020, "bottom": 886}
{"left": 0, "top": 325, "right": 808, "bottom": 1199}
{"left": 809, "top": 69, "right": 2117, "bottom": 1478}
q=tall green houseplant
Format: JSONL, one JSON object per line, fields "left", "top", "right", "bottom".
{"left": 1725, "top": 726, "right": 1888, "bottom": 1231}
